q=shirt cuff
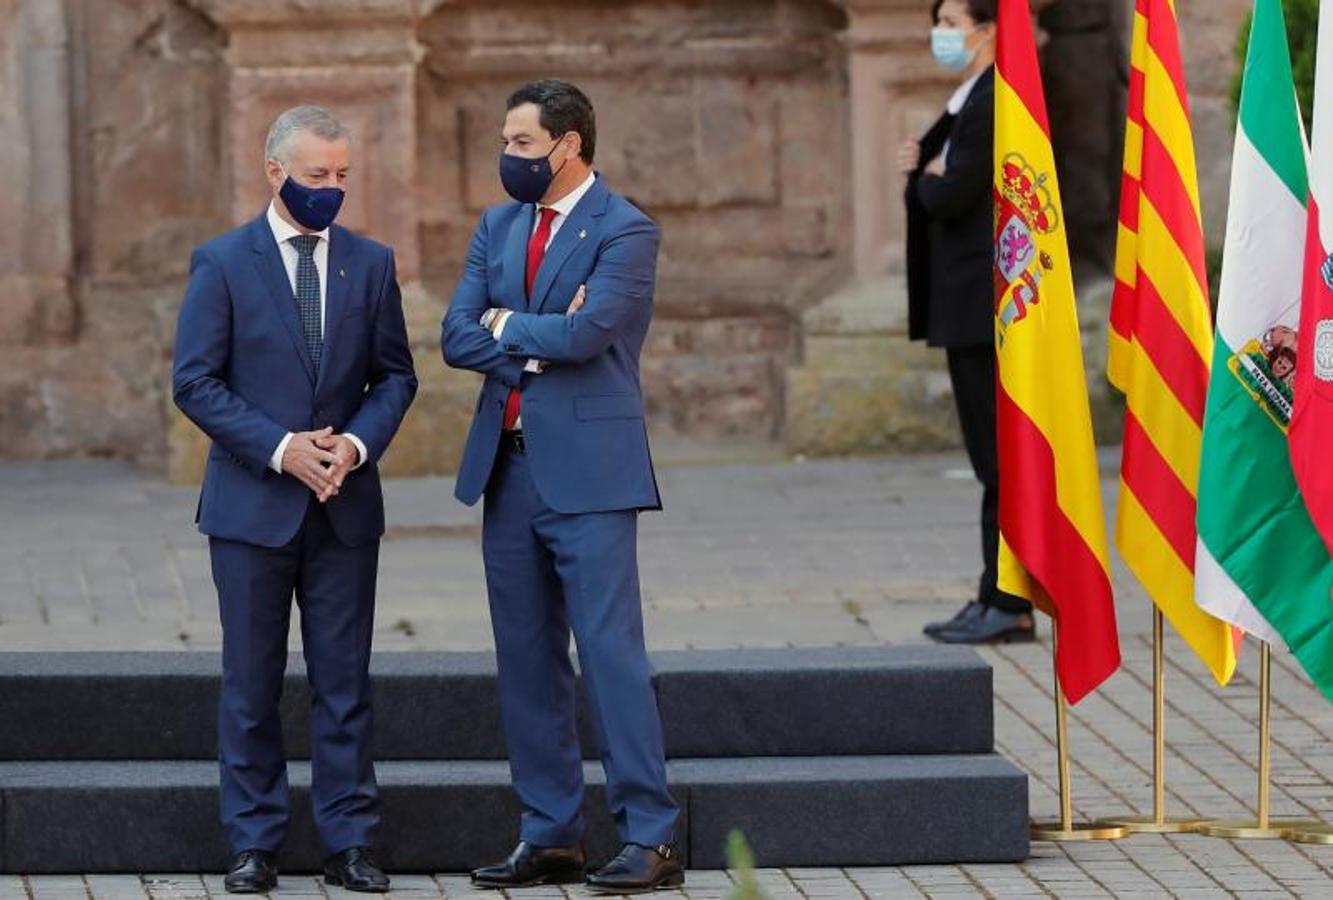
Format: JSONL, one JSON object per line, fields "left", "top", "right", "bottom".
{"left": 523, "top": 358, "right": 544, "bottom": 373}
{"left": 270, "top": 432, "right": 294, "bottom": 474}
{"left": 492, "top": 309, "right": 513, "bottom": 340}
{"left": 343, "top": 433, "right": 368, "bottom": 470}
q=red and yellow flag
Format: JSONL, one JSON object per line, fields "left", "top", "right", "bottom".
{"left": 994, "top": 0, "right": 1120, "bottom": 703}
{"left": 1108, "top": 0, "right": 1236, "bottom": 686}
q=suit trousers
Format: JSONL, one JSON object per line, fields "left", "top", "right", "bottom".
{"left": 481, "top": 446, "right": 679, "bottom": 848}
{"left": 209, "top": 500, "right": 381, "bottom": 854}
{"left": 946, "top": 345, "right": 1033, "bottom": 615}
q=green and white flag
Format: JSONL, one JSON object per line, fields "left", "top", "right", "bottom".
{"left": 1196, "top": 0, "right": 1333, "bottom": 695}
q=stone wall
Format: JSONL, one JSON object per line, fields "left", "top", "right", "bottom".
{"left": 0, "top": 0, "right": 1252, "bottom": 476}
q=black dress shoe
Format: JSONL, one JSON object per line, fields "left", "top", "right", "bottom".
{"left": 935, "top": 605, "right": 1036, "bottom": 644}
{"left": 471, "top": 841, "right": 586, "bottom": 889}
{"left": 923, "top": 600, "right": 984, "bottom": 636}
{"left": 587, "top": 843, "right": 684, "bottom": 895}
{"left": 224, "top": 849, "right": 277, "bottom": 894}
{"left": 323, "top": 847, "right": 389, "bottom": 893}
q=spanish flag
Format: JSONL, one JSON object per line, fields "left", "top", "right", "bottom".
{"left": 994, "top": 0, "right": 1120, "bottom": 703}
{"left": 1108, "top": 0, "right": 1237, "bottom": 687}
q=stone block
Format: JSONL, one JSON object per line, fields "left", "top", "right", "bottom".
{"left": 674, "top": 755, "right": 1029, "bottom": 868}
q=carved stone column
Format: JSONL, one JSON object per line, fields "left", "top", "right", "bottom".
{"left": 1, "top": 0, "right": 76, "bottom": 349}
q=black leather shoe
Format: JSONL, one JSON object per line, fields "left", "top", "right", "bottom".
{"left": 224, "top": 849, "right": 277, "bottom": 894}
{"left": 923, "top": 600, "right": 984, "bottom": 636}
{"left": 587, "top": 843, "right": 684, "bottom": 895}
{"left": 323, "top": 847, "right": 389, "bottom": 893}
{"left": 471, "top": 841, "right": 586, "bottom": 889}
{"left": 935, "top": 605, "right": 1036, "bottom": 644}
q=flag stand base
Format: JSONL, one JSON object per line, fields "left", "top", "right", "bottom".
{"left": 1097, "top": 815, "right": 1200, "bottom": 834}
{"left": 1196, "top": 643, "right": 1319, "bottom": 841}
{"left": 1195, "top": 820, "right": 1319, "bottom": 840}
{"left": 1287, "top": 824, "right": 1333, "bottom": 844}
{"left": 1098, "top": 611, "right": 1198, "bottom": 835}
{"left": 1033, "top": 630, "right": 1126, "bottom": 843}
{"left": 1032, "top": 822, "right": 1128, "bottom": 842}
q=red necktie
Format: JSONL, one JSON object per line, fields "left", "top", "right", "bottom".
{"left": 503, "top": 207, "right": 560, "bottom": 430}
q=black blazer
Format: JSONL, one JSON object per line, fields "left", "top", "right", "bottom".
{"left": 905, "top": 67, "right": 995, "bottom": 348}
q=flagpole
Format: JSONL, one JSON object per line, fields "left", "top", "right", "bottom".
{"left": 1197, "top": 642, "right": 1319, "bottom": 839}
{"left": 1100, "top": 608, "right": 1200, "bottom": 833}
{"left": 1031, "top": 626, "right": 1127, "bottom": 842}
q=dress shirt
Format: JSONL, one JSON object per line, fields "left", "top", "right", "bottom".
{"left": 264, "top": 201, "right": 367, "bottom": 474}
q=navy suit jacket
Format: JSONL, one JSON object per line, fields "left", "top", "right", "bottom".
{"left": 172, "top": 212, "right": 418, "bottom": 548}
{"left": 442, "top": 175, "right": 662, "bottom": 514}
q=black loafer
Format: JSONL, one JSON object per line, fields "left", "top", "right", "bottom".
{"left": 224, "top": 849, "right": 277, "bottom": 894}
{"left": 935, "top": 605, "right": 1036, "bottom": 644}
{"left": 923, "top": 600, "right": 984, "bottom": 636}
{"left": 587, "top": 843, "right": 684, "bottom": 895}
{"left": 472, "top": 840, "right": 586, "bottom": 889}
{"left": 323, "top": 847, "right": 389, "bottom": 893}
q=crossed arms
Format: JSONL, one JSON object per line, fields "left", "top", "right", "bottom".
{"left": 441, "top": 212, "right": 659, "bottom": 375}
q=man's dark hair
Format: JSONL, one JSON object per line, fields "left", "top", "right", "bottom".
{"left": 931, "top": 0, "right": 996, "bottom": 25}
{"left": 506, "top": 79, "right": 597, "bottom": 164}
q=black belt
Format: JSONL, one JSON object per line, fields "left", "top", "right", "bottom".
{"left": 501, "top": 430, "right": 526, "bottom": 454}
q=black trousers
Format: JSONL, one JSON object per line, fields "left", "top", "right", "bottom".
{"left": 946, "top": 345, "right": 1032, "bottom": 614}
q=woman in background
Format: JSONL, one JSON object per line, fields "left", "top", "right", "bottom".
{"left": 900, "top": 0, "right": 1034, "bottom": 644}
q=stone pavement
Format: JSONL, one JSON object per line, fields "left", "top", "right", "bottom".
{"left": 3, "top": 450, "right": 1333, "bottom": 898}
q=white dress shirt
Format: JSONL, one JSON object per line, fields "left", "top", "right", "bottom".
{"left": 264, "top": 201, "right": 367, "bottom": 474}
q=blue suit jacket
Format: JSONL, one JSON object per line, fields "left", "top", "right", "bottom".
{"left": 442, "top": 175, "right": 662, "bottom": 514}
{"left": 172, "top": 213, "right": 418, "bottom": 548}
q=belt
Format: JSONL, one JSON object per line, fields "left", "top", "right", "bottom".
{"left": 500, "top": 430, "right": 526, "bottom": 454}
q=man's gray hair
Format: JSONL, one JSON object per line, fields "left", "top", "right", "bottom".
{"left": 264, "top": 105, "right": 351, "bottom": 164}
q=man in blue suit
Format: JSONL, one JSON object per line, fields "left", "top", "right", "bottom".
{"left": 442, "top": 80, "right": 682, "bottom": 894}
{"left": 173, "top": 105, "right": 416, "bottom": 894}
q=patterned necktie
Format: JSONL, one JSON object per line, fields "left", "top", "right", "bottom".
{"left": 502, "top": 207, "right": 560, "bottom": 431}
{"left": 289, "top": 234, "right": 322, "bottom": 372}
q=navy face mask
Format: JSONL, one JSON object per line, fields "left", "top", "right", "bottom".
{"left": 278, "top": 165, "right": 344, "bottom": 231}
{"left": 499, "top": 135, "right": 569, "bottom": 204}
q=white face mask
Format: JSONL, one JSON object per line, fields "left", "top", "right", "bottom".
{"left": 931, "top": 26, "right": 976, "bottom": 72}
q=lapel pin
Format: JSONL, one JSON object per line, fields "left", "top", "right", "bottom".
{"left": 578, "top": 229, "right": 587, "bottom": 240}
{"left": 339, "top": 268, "right": 346, "bottom": 278}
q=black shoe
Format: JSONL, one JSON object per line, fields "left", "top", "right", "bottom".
{"left": 923, "top": 600, "right": 985, "bottom": 637}
{"left": 224, "top": 849, "right": 277, "bottom": 894}
{"left": 935, "top": 605, "right": 1036, "bottom": 644}
{"left": 471, "top": 841, "right": 587, "bottom": 889}
{"left": 587, "top": 843, "right": 684, "bottom": 895}
{"left": 323, "top": 847, "right": 390, "bottom": 893}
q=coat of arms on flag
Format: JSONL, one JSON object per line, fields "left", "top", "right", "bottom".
{"left": 993, "top": 152, "right": 1056, "bottom": 342}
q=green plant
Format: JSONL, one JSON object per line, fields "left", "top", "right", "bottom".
{"left": 725, "top": 830, "right": 768, "bottom": 900}
{"left": 1230, "top": 0, "right": 1317, "bottom": 132}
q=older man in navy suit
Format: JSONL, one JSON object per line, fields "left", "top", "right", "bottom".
{"left": 442, "top": 80, "right": 682, "bottom": 894}
{"left": 173, "top": 105, "right": 416, "bottom": 894}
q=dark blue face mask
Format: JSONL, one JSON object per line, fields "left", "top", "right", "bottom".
{"left": 278, "top": 165, "right": 345, "bottom": 231}
{"left": 499, "top": 135, "right": 570, "bottom": 204}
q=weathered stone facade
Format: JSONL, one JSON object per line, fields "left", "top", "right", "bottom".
{"left": 0, "top": 0, "right": 1250, "bottom": 478}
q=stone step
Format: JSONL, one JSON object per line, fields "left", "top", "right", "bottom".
{"left": 0, "top": 756, "right": 1028, "bottom": 873}
{"left": 0, "top": 646, "right": 994, "bottom": 761}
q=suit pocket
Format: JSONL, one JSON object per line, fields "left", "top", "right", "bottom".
{"left": 574, "top": 393, "right": 644, "bottom": 420}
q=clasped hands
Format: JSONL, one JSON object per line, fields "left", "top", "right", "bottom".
{"left": 281, "top": 427, "right": 358, "bottom": 503}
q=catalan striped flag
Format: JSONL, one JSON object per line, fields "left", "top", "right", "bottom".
{"left": 1108, "top": 0, "right": 1237, "bottom": 687}
{"left": 994, "top": 0, "right": 1120, "bottom": 704}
